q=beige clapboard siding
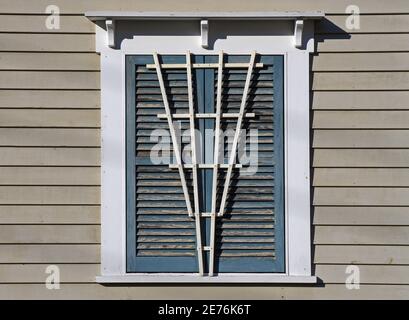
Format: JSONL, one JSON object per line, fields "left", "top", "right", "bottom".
{"left": 0, "top": 186, "right": 100, "bottom": 205}
{"left": 316, "top": 15, "right": 409, "bottom": 34}
{"left": 1, "top": 264, "right": 408, "bottom": 285}
{"left": 0, "top": 15, "right": 95, "bottom": 33}
{"left": 314, "top": 226, "right": 409, "bottom": 245}
{"left": 0, "top": 225, "right": 100, "bottom": 244}
{"left": 0, "top": 148, "right": 100, "bottom": 166}
{"left": 314, "top": 245, "right": 409, "bottom": 265}
{"left": 313, "top": 207, "right": 409, "bottom": 226}
{"left": 0, "top": 264, "right": 99, "bottom": 283}
{"left": 314, "top": 187, "right": 409, "bottom": 206}
{"left": 316, "top": 34, "right": 409, "bottom": 52}
{"left": 0, "top": 34, "right": 95, "bottom": 52}
{"left": 0, "top": 284, "right": 408, "bottom": 300}
{"left": 0, "top": 53, "right": 100, "bottom": 71}
{"left": 0, "top": 0, "right": 407, "bottom": 14}
{"left": 313, "top": 53, "right": 409, "bottom": 72}
{"left": 0, "top": 110, "right": 100, "bottom": 128}
{"left": 313, "top": 91, "right": 409, "bottom": 110}
{"left": 0, "top": 167, "right": 100, "bottom": 186}
{"left": 0, "top": 245, "right": 99, "bottom": 263}
{"left": 0, "top": 90, "right": 100, "bottom": 108}
{"left": 313, "top": 72, "right": 409, "bottom": 91}
{"left": 314, "top": 168, "right": 409, "bottom": 187}
{"left": 0, "top": 128, "right": 99, "bottom": 146}
{"left": 313, "top": 111, "right": 409, "bottom": 129}
{"left": 0, "top": 206, "right": 100, "bottom": 224}
{"left": 313, "top": 130, "right": 409, "bottom": 148}
{"left": 316, "top": 265, "right": 409, "bottom": 285}
{"left": 0, "top": 71, "right": 100, "bottom": 90}
{"left": 313, "top": 149, "right": 409, "bottom": 167}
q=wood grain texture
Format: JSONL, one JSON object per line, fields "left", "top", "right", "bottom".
{"left": 313, "top": 130, "right": 409, "bottom": 148}
{"left": 313, "top": 72, "right": 409, "bottom": 91}
{"left": 313, "top": 207, "right": 409, "bottom": 226}
{"left": 0, "top": 167, "right": 100, "bottom": 185}
{"left": 313, "top": 91, "right": 409, "bottom": 110}
{"left": 0, "top": 128, "right": 99, "bottom": 146}
{"left": 0, "top": 186, "right": 100, "bottom": 205}
{"left": 0, "top": 147, "right": 100, "bottom": 166}
{"left": 0, "top": 90, "right": 100, "bottom": 108}
{"left": 313, "top": 111, "right": 409, "bottom": 129}
{"left": 0, "top": 53, "right": 100, "bottom": 71}
{"left": 0, "top": 206, "right": 100, "bottom": 224}
{"left": 0, "top": 225, "right": 100, "bottom": 243}
{"left": 0, "top": 34, "right": 95, "bottom": 52}
{"left": 314, "top": 168, "right": 409, "bottom": 187}
{"left": 314, "top": 187, "right": 409, "bottom": 206}
{"left": 0, "top": 244, "right": 99, "bottom": 263}
{"left": 313, "top": 53, "right": 409, "bottom": 72}
{"left": 0, "top": 110, "right": 100, "bottom": 127}
{"left": 313, "top": 149, "right": 409, "bottom": 167}
{"left": 0, "top": 71, "right": 100, "bottom": 90}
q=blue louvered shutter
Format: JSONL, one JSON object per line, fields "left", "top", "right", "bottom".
{"left": 126, "top": 54, "right": 284, "bottom": 274}
{"left": 208, "top": 55, "right": 285, "bottom": 273}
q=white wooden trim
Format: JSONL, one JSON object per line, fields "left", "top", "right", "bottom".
{"left": 98, "top": 18, "right": 314, "bottom": 282}
{"left": 97, "top": 274, "right": 317, "bottom": 283}
{"left": 86, "top": 11, "right": 324, "bottom": 21}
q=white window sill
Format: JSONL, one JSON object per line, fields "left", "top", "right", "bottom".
{"left": 96, "top": 274, "right": 317, "bottom": 284}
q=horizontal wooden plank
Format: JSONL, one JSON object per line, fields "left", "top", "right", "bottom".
{"left": 0, "top": 167, "right": 99, "bottom": 185}
{"left": 314, "top": 187, "right": 409, "bottom": 206}
{"left": 315, "top": 245, "right": 409, "bottom": 264}
{"left": 0, "top": 90, "right": 100, "bottom": 108}
{"left": 313, "top": 53, "right": 409, "bottom": 72}
{"left": 313, "top": 111, "right": 409, "bottom": 129}
{"left": 0, "top": 147, "right": 100, "bottom": 166}
{"left": 0, "top": 109, "right": 100, "bottom": 128}
{"left": 313, "top": 72, "right": 409, "bottom": 91}
{"left": 313, "top": 91, "right": 409, "bottom": 110}
{"left": 314, "top": 149, "right": 409, "bottom": 167}
{"left": 317, "top": 15, "right": 409, "bottom": 34}
{"left": 313, "top": 207, "right": 409, "bottom": 226}
{"left": 0, "top": 205, "right": 99, "bottom": 224}
{"left": 0, "top": 283, "right": 407, "bottom": 299}
{"left": 0, "top": 0, "right": 407, "bottom": 14}
{"left": 0, "top": 71, "right": 99, "bottom": 90}
{"left": 0, "top": 264, "right": 99, "bottom": 283}
{"left": 0, "top": 186, "right": 100, "bottom": 204}
{"left": 0, "top": 15, "right": 95, "bottom": 33}
{"left": 316, "top": 265, "right": 409, "bottom": 285}
{"left": 0, "top": 244, "right": 99, "bottom": 263}
{"left": 313, "top": 130, "right": 409, "bottom": 148}
{"left": 314, "top": 168, "right": 409, "bottom": 187}
{"left": 0, "top": 128, "right": 100, "bottom": 146}
{"left": 0, "top": 53, "right": 99, "bottom": 71}
{"left": 314, "top": 226, "right": 409, "bottom": 245}
{"left": 0, "top": 225, "right": 100, "bottom": 243}
{"left": 0, "top": 34, "right": 95, "bottom": 52}
{"left": 316, "top": 34, "right": 409, "bottom": 52}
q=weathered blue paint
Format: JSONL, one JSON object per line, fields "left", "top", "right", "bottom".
{"left": 126, "top": 54, "right": 285, "bottom": 274}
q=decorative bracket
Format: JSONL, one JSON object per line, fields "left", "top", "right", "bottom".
{"left": 106, "top": 19, "right": 115, "bottom": 48}
{"left": 294, "top": 19, "right": 304, "bottom": 48}
{"left": 200, "top": 20, "right": 209, "bottom": 49}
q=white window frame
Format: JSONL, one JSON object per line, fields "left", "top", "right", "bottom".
{"left": 90, "top": 12, "right": 322, "bottom": 283}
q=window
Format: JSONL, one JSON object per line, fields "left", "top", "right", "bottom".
{"left": 126, "top": 54, "right": 285, "bottom": 274}
{"left": 89, "top": 12, "right": 322, "bottom": 283}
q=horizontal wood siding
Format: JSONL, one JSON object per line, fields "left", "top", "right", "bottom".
{"left": 0, "top": 0, "right": 408, "bottom": 299}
